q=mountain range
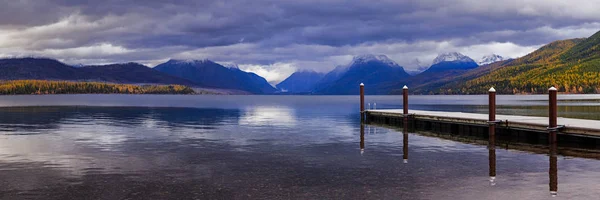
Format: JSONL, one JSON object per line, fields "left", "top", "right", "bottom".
{"left": 0, "top": 58, "right": 196, "bottom": 86}
{"left": 2, "top": 29, "right": 600, "bottom": 95}
{"left": 312, "top": 54, "right": 411, "bottom": 95}
{"left": 0, "top": 58, "right": 275, "bottom": 94}
{"left": 154, "top": 59, "right": 276, "bottom": 94}
{"left": 278, "top": 52, "right": 482, "bottom": 94}
{"left": 397, "top": 30, "right": 600, "bottom": 94}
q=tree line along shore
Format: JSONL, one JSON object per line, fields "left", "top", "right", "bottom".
{"left": 0, "top": 80, "right": 205, "bottom": 95}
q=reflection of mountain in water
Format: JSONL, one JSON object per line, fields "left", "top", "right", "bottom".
{"left": 0, "top": 107, "right": 241, "bottom": 134}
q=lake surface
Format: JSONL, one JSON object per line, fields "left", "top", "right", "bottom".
{"left": 1, "top": 94, "right": 600, "bottom": 199}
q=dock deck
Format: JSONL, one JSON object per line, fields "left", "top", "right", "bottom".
{"left": 366, "top": 109, "right": 600, "bottom": 137}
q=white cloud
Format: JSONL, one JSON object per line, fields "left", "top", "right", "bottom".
{"left": 238, "top": 63, "right": 297, "bottom": 85}
{"left": 42, "top": 43, "right": 133, "bottom": 57}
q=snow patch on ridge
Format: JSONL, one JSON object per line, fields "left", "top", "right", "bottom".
{"left": 478, "top": 54, "right": 505, "bottom": 66}
{"left": 432, "top": 52, "right": 475, "bottom": 65}
{"left": 167, "top": 59, "right": 212, "bottom": 65}
{"left": 351, "top": 54, "right": 401, "bottom": 67}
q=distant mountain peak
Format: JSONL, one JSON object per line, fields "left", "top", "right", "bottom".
{"left": 405, "top": 58, "right": 429, "bottom": 75}
{"left": 351, "top": 54, "right": 400, "bottom": 67}
{"left": 276, "top": 70, "right": 325, "bottom": 93}
{"left": 432, "top": 52, "right": 475, "bottom": 65}
{"left": 221, "top": 63, "right": 240, "bottom": 69}
{"left": 478, "top": 54, "right": 505, "bottom": 65}
{"left": 72, "top": 63, "right": 85, "bottom": 68}
{"left": 166, "top": 59, "right": 213, "bottom": 65}
{"left": 294, "top": 69, "right": 323, "bottom": 74}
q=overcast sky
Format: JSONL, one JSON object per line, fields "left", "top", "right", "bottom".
{"left": 1, "top": 0, "right": 599, "bottom": 84}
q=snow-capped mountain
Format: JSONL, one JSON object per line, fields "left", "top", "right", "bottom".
{"left": 221, "top": 63, "right": 240, "bottom": 69}
{"left": 350, "top": 54, "right": 401, "bottom": 67}
{"left": 423, "top": 52, "right": 478, "bottom": 74}
{"left": 478, "top": 54, "right": 505, "bottom": 66}
{"left": 432, "top": 52, "right": 476, "bottom": 65}
{"left": 166, "top": 59, "right": 212, "bottom": 65}
{"left": 312, "top": 54, "right": 410, "bottom": 94}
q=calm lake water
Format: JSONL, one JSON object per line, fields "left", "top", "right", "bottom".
{"left": 1, "top": 94, "right": 600, "bottom": 199}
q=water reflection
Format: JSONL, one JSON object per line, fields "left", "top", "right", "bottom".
{"left": 239, "top": 106, "right": 296, "bottom": 127}
{"left": 360, "top": 124, "right": 365, "bottom": 155}
{"left": 403, "top": 120, "right": 409, "bottom": 164}
{"left": 489, "top": 133, "right": 496, "bottom": 186}
{"left": 0, "top": 107, "right": 244, "bottom": 174}
{"left": 550, "top": 132, "right": 558, "bottom": 197}
{"left": 1, "top": 95, "right": 600, "bottom": 199}
{"left": 366, "top": 118, "right": 600, "bottom": 198}
{"left": 0, "top": 107, "right": 241, "bottom": 134}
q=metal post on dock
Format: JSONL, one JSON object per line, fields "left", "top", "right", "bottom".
{"left": 488, "top": 87, "right": 496, "bottom": 184}
{"left": 548, "top": 86, "right": 558, "bottom": 196}
{"left": 360, "top": 83, "right": 365, "bottom": 121}
{"left": 403, "top": 85, "right": 408, "bottom": 115}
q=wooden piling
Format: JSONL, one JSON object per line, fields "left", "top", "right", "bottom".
{"left": 488, "top": 87, "right": 497, "bottom": 183}
{"left": 403, "top": 85, "right": 408, "bottom": 115}
{"left": 360, "top": 83, "right": 365, "bottom": 121}
{"left": 548, "top": 86, "right": 558, "bottom": 196}
{"left": 489, "top": 87, "right": 496, "bottom": 123}
{"left": 403, "top": 85, "right": 409, "bottom": 163}
{"left": 488, "top": 87, "right": 497, "bottom": 138}
{"left": 549, "top": 87, "right": 557, "bottom": 129}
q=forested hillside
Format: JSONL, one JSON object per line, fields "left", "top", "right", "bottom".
{"left": 407, "top": 33, "right": 600, "bottom": 94}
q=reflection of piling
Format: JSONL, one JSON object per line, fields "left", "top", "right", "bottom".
{"left": 489, "top": 142, "right": 496, "bottom": 185}
{"left": 403, "top": 119, "right": 408, "bottom": 164}
{"left": 488, "top": 87, "right": 497, "bottom": 185}
{"left": 360, "top": 123, "right": 365, "bottom": 155}
{"left": 550, "top": 136, "right": 558, "bottom": 197}
{"left": 360, "top": 83, "right": 365, "bottom": 121}
{"left": 548, "top": 86, "right": 558, "bottom": 196}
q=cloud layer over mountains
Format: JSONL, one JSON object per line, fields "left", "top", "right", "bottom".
{"left": 1, "top": 0, "right": 599, "bottom": 83}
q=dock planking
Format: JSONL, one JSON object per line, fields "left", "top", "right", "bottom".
{"left": 365, "top": 109, "right": 600, "bottom": 137}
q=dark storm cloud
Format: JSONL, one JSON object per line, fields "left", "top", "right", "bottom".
{"left": 1, "top": 0, "right": 597, "bottom": 49}
{"left": 1, "top": 0, "right": 599, "bottom": 82}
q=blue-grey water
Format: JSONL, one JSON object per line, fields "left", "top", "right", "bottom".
{"left": 0, "top": 95, "right": 600, "bottom": 199}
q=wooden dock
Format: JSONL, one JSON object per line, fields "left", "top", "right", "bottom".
{"left": 358, "top": 84, "right": 600, "bottom": 139}
{"left": 365, "top": 109, "right": 600, "bottom": 137}
{"left": 358, "top": 85, "right": 598, "bottom": 196}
